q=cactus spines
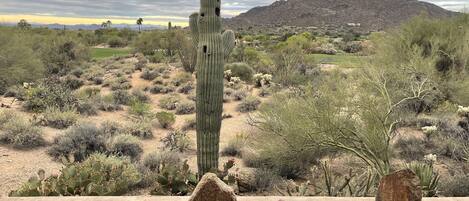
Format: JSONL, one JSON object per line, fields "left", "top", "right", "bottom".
{"left": 190, "top": 0, "right": 235, "bottom": 177}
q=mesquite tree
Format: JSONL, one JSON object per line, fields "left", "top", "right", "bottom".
{"left": 190, "top": 0, "right": 235, "bottom": 176}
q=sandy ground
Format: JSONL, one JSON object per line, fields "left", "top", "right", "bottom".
{"left": 0, "top": 60, "right": 262, "bottom": 196}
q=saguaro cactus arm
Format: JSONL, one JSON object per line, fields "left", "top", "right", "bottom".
{"left": 189, "top": 13, "right": 199, "bottom": 47}
{"left": 222, "top": 30, "right": 235, "bottom": 59}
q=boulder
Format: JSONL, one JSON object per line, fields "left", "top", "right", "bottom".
{"left": 189, "top": 173, "right": 237, "bottom": 201}
{"left": 376, "top": 169, "right": 422, "bottom": 201}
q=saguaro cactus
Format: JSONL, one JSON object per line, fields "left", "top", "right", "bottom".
{"left": 190, "top": 0, "right": 235, "bottom": 177}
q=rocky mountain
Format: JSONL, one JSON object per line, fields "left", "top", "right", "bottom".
{"left": 225, "top": 0, "right": 456, "bottom": 32}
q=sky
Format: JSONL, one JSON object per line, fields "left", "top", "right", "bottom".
{"left": 0, "top": 0, "right": 467, "bottom": 26}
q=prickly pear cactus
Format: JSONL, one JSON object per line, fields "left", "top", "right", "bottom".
{"left": 189, "top": 0, "right": 235, "bottom": 177}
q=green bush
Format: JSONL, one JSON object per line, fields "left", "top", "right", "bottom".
{"left": 0, "top": 30, "right": 45, "bottom": 94}
{"left": 107, "top": 134, "right": 143, "bottom": 161}
{"left": 77, "top": 99, "right": 99, "bottom": 116}
{"left": 237, "top": 96, "right": 261, "bottom": 113}
{"left": 161, "top": 130, "right": 191, "bottom": 153}
{"left": 48, "top": 123, "right": 106, "bottom": 162}
{"left": 128, "top": 100, "right": 152, "bottom": 118}
{"left": 42, "top": 107, "right": 79, "bottom": 129}
{"left": 100, "top": 121, "right": 124, "bottom": 137}
{"left": 107, "top": 36, "right": 126, "bottom": 48}
{"left": 177, "top": 82, "right": 194, "bottom": 94}
{"left": 225, "top": 63, "right": 254, "bottom": 82}
{"left": 0, "top": 110, "right": 45, "bottom": 149}
{"left": 150, "top": 160, "right": 198, "bottom": 196}
{"left": 150, "top": 84, "right": 175, "bottom": 94}
{"left": 175, "top": 101, "right": 196, "bottom": 115}
{"left": 148, "top": 51, "right": 166, "bottom": 63}
{"left": 158, "top": 94, "right": 181, "bottom": 110}
{"left": 3, "top": 85, "right": 26, "bottom": 100}
{"left": 63, "top": 75, "right": 84, "bottom": 90}
{"left": 10, "top": 153, "right": 141, "bottom": 196}
{"left": 155, "top": 111, "right": 176, "bottom": 129}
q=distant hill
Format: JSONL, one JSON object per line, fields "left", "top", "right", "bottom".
{"left": 225, "top": 0, "right": 456, "bottom": 32}
{"left": 0, "top": 23, "right": 166, "bottom": 31}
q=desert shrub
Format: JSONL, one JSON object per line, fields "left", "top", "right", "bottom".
{"left": 221, "top": 134, "right": 248, "bottom": 157}
{"left": 112, "top": 90, "right": 132, "bottom": 105}
{"left": 143, "top": 150, "right": 182, "bottom": 172}
{"left": 141, "top": 69, "right": 160, "bottom": 81}
{"left": 109, "top": 77, "right": 131, "bottom": 91}
{"left": 10, "top": 153, "right": 141, "bottom": 196}
{"left": 148, "top": 51, "right": 166, "bottom": 63}
{"left": 182, "top": 118, "right": 196, "bottom": 131}
{"left": 63, "top": 75, "right": 84, "bottom": 90}
{"left": 23, "top": 78, "right": 78, "bottom": 112}
{"left": 42, "top": 107, "right": 79, "bottom": 129}
{"left": 126, "top": 120, "right": 153, "bottom": 139}
{"left": 150, "top": 84, "right": 175, "bottom": 94}
{"left": 442, "top": 175, "right": 469, "bottom": 197}
{"left": 253, "top": 168, "right": 281, "bottom": 193}
{"left": 3, "top": 85, "right": 26, "bottom": 100}
{"left": 237, "top": 96, "right": 261, "bottom": 113}
{"left": 161, "top": 130, "right": 191, "bottom": 153}
{"left": 155, "top": 111, "right": 176, "bottom": 129}
{"left": 225, "top": 63, "right": 254, "bottom": 82}
{"left": 177, "top": 82, "right": 194, "bottom": 94}
{"left": 77, "top": 99, "right": 99, "bottom": 116}
{"left": 131, "top": 89, "right": 150, "bottom": 103}
{"left": 395, "top": 137, "right": 426, "bottom": 162}
{"left": 233, "top": 89, "right": 248, "bottom": 101}
{"left": 158, "top": 94, "right": 181, "bottom": 110}
{"left": 341, "top": 41, "right": 363, "bottom": 53}
{"left": 100, "top": 121, "right": 124, "bottom": 137}
{"left": 48, "top": 123, "right": 106, "bottom": 162}
{"left": 70, "top": 68, "right": 83, "bottom": 78}
{"left": 107, "top": 36, "right": 126, "bottom": 48}
{"left": 107, "top": 134, "right": 143, "bottom": 161}
{"left": 0, "top": 110, "right": 45, "bottom": 149}
{"left": 172, "top": 72, "right": 193, "bottom": 87}
{"left": 98, "top": 95, "right": 122, "bottom": 112}
{"left": 175, "top": 101, "right": 196, "bottom": 115}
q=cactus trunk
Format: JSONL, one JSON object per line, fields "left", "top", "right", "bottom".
{"left": 190, "top": 0, "right": 235, "bottom": 177}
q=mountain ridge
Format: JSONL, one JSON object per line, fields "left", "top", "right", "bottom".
{"left": 225, "top": 0, "right": 457, "bottom": 32}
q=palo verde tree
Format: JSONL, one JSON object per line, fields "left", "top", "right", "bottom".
{"left": 189, "top": 0, "right": 235, "bottom": 177}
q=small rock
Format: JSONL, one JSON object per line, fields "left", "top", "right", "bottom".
{"left": 189, "top": 173, "right": 237, "bottom": 201}
{"left": 376, "top": 169, "right": 422, "bottom": 201}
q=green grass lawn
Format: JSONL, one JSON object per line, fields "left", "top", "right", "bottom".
{"left": 307, "top": 54, "right": 369, "bottom": 68}
{"left": 91, "top": 48, "right": 132, "bottom": 59}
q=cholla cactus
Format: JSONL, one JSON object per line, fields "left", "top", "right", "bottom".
{"left": 424, "top": 154, "right": 437, "bottom": 164}
{"left": 230, "top": 77, "right": 241, "bottom": 84}
{"left": 458, "top": 105, "right": 469, "bottom": 117}
{"left": 253, "top": 73, "right": 273, "bottom": 87}
{"left": 224, "top": 69, "right": 233, "bottom": 81}
{"left": 422, "top": 126, "right": 438, "bottom": 138}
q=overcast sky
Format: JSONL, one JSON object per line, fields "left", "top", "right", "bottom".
{"left": 0, "top": 0, "right": 467, "bottom": 25}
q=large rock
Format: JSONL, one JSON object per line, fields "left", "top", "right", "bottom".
{"left": 189, "top": 173, "right": 237, "bottom": 201}
{"left": 376, "top": 169, "right": 422, "bottom": 201}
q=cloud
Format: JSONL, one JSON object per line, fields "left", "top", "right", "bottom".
{"left": 0, "top": 0, "right": 467, "bottom": 25}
